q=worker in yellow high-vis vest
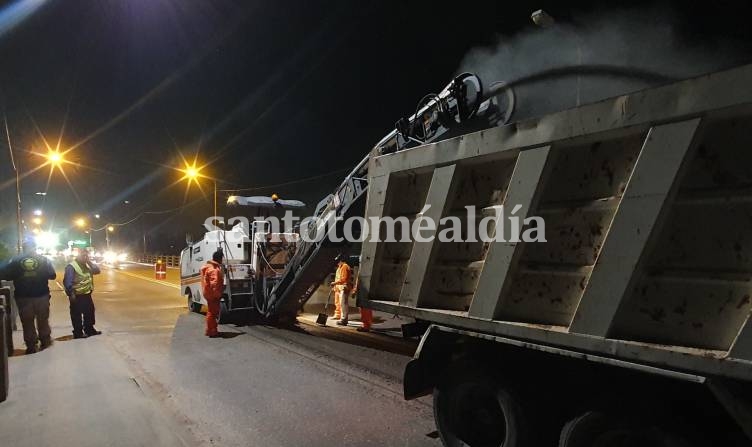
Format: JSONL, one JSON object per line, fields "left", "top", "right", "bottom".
{"left": 63, "top": 249, "right": 101, "bottom": 339}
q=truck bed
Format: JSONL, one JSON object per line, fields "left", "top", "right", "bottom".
{"left": 359, "top": 64, "right": 752, "bottom": 381}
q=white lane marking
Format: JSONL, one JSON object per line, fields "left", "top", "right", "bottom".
{"left": 112, "top": 268, "right": 180, "bottom": 290}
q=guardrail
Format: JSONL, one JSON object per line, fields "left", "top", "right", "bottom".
{"left": 137, "top": 255, "right": 180, "bottom": 268}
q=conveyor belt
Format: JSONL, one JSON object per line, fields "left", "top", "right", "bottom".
{"left": 261, "top": 172, "right": 368, "bottom": 318}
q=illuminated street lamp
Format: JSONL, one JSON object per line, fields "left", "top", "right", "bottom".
{"left": 46, "top": 150, "right": 64, "bottom": 167}
{"left": 185, "top": 166, "right": 199, "bottom": 179}
{"left": 74, "top": 217, "right": 89, "bottom": 245}
{"left": 33, "top": 209, "right": 43, "bottom": 216}
{"left": 32, "top": 217, "right": 43, "bottom": 226}
{"left": 106, "top": 225, "right": 115, "bottom": 250}
{"left": 180, "top": 162, "right": 218, "bottom": 219}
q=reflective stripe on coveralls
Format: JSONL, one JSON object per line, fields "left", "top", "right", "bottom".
{"left": 352, "top": 276, "right": 372, "bottom": 329}
{"left": 332, "top": 262, "right": 352, "bottom": 320}
{"left": 201, "top": 260, "right": 224, "bottom": 336}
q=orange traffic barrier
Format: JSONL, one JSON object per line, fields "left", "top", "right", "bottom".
{"left": 155, "top": 259, "right": 167, "bottom": 280}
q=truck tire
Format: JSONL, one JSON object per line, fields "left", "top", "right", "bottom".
{"left": 218, "top": 300, "right": 231, "bottom": 324}
{"left": 558, "top": 411, "right": 690, "bottom": 447}
{"left": 433, "top": 369, "right": 528, "bottom": 447}
{"left": 187, "top": 292, "right": 201, "bottom": 313}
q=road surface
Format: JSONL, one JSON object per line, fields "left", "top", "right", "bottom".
{"left": 0, "top": 263, "right": 440, "bottom": 447}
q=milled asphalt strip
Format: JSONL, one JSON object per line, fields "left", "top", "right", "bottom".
{"left": 112, "top": 268, "right": 181, "bottom": 290}
{"left": 233, "top": 323, "right": 431, "bottom": 409}
{"left": 109, "top": 268, "right": 424, "bottom": 406}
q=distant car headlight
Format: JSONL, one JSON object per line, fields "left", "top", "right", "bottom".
{"left": 103, "top": 251, "right": 117, "bottom": 263}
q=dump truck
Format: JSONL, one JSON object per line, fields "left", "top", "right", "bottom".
{"left": 357, "top": 65, "right": 752, "bottom": 446}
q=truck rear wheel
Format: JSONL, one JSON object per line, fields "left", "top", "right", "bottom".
{"left": 187, "top": 292, "right": 201, "bottom": 313}
{"left": 218, "top": 300, "right": 231, "bottom": 324}
{"left": 433, "top": 370, "right": 527, "bottom": 447}
{"left": 558, "top": 411, "right": 690, "bottom": 447}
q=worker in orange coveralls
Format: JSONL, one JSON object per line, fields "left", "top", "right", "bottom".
{"left": 351, "top": 275, "right": 373, "bottom": 332}
{"left": 201, "top": 249, "right": 225, "bottom": 338}
{"left": 330, "top": 256, "right": 352, "bottom": 326}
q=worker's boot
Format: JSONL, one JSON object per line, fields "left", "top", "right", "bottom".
{"left": 85, "top": 328, "right": 102, "bottom": 336}
{"left": 356, "top": 326, "right": 370, "bottom": 332}
{"left": 25, "top": 343, "right": 38, "bottom": 355}
{"left": 73, "top": 332, "right": 89, "bottom": 339}
{"left": 40, "top": 339, "right": 53, "bottom": 350}
{"left": 336, "top": 319, "right": 348, "bottom": 326}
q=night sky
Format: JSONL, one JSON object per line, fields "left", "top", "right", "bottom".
{"left": 1, "top": 0, "right": 751, "bottom": 254}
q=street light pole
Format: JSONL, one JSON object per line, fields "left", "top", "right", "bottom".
{"left": 4, "top": 112, "right": 22, "bottom": 254}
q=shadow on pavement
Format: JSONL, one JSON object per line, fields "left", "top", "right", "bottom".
{"left": 216, "top": 332, "right": 242, "bottom": 339}
{"left": 182, "top": 308, "right": 418, "bottom": 356}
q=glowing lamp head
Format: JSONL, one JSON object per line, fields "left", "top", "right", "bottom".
{"left": 271, "top": 193, "right": 279, "bottom": 202}
{"left": 185, "top": 166, "right": 199, "bottom": 179}
{"left": 47, "top": 151, "right": 63, "bottom": 166}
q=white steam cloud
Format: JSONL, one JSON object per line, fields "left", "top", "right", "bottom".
{"left": 459, "top": 6, "right": 750, "bottom": 120}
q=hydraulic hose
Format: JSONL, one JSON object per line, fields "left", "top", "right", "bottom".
{"left": 484, "top": 64, "right": 677, "bottom": 102}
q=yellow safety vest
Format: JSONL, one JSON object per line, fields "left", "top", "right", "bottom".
{"left": 70, "top": 260, "right": 94, "bottom": 295}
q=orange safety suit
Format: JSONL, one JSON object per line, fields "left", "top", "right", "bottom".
{"left": 331, "top": 261, "right": 352, "bottom": 320}
{"left": 200, "top": 260, "right": 225, "bottom": 336}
